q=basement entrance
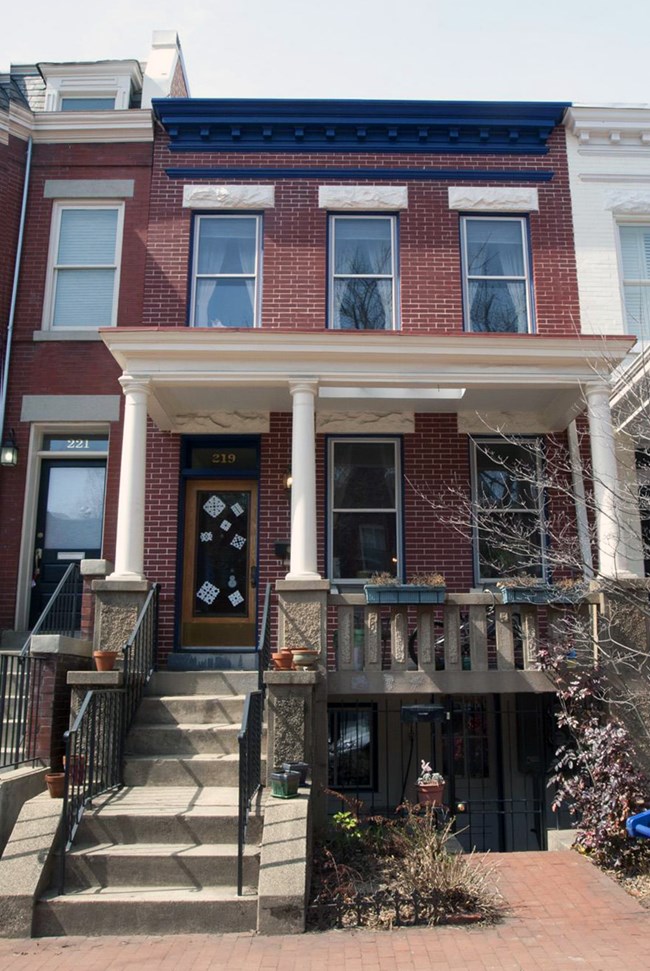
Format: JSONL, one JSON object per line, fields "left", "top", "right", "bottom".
{"left": 328, "top": 693, "right": 556, "bottom": 853}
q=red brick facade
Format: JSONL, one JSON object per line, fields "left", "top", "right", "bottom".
{"left": 0, "top": 95, "right": 592, "bottom": 664}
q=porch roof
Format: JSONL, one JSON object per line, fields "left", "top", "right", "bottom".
{"left": 101, "top": 329, "right": 633, "bottom": 434}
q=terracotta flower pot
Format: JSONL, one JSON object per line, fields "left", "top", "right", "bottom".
{"left": 93, "top": 650, "right": 117, "bottom": 672}
{"left": 271, "top": 651, "right": 293, "bottom": 670}
{"left": 45, "top": 771, "right": 65, "bottom": 799}
{"left": 417, "top": 782, "right": 445, "bottom": 806}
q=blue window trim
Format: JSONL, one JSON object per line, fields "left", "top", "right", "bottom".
{"left": 327, "top": 212, "right": 400, "bottom": 331}
{"left": 459, "top": 213, "right": 536, "bottom": 335}
{"left": 186, "top": 211, "right": 264, "bottom": 329}
{"left": 326, "top": 435, "right": 404, "bottom": 585}
{"left": 469, "top": 435, "right": 547, "bottom": 586}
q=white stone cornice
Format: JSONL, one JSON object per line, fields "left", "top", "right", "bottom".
{"left": 31, "top": 109, "right": 153, "bottom": 144}
{"left": 565, "top": 106, "right": 650, "bottom": 156}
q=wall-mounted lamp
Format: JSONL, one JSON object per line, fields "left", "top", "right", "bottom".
{"left": 0, "top": 430, "right": 18, "bottom": 468}
{"left": 274, "top": 541, "right": 290, "bottom": 566}
{"left": 283, "top": 470, "right": 293, "bottom": 492}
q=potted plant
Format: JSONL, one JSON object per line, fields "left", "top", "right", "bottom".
{"left": 290, "top": 648, "right": 319, "bottom": 670}
{"left": 416, "top": 760, "right": 445, "bottom": 806}
{"left": 271, "top": 649, "right": 293, "bottom": 671}
{"left": 270, "top": 767, "right": 300, "bottom": 798}
{"left": 93, "top": 648, "right": 119, "bottom": 672}
{"left": 497, "top": 574, "right": 585, "bottom": 605}
{"left": 364, "top": 571, "right": 446, "bottom": 605}
{"left": 45, "top": 765, "right": 66, "bottom": 799}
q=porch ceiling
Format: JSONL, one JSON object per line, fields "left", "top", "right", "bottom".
{"left": 101, "top": 329, "right": 633, "bottom": 434}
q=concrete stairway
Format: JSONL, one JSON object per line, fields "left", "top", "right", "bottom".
{"left": 34, "top": 671, "right": 265, "bottom": 936}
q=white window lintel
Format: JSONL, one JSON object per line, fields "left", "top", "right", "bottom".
{"left": 183, "top": 185, "right": 275, "bottom": 210}
{"left": 319, "top": 185, "right": 408, "bottom": 211}
{"left": 449, "top": 187, "right": 539, "bottom": 213}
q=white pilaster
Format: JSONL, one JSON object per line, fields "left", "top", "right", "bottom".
{"left": 108, "top": 377, "right": 150, "bottom": 581}
{"left": 287, "top": 380, "right": 320, "bottom": 580}
{"left": 586, "top": 383, "right": 622, "bottom": 578}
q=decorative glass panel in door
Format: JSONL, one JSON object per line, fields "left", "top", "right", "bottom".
{"left": 30, "top": 459, "right": 106, "bottom": 626}
{"left": 181, "top": 480, "right": 258, "bottom": 648}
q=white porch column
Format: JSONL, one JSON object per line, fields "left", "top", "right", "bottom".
{"left": 287, "top": 380, "right": 320, "bottom": 580}
{"left": 108, "top": 377, "right": 151, "bottom": 581}
{"left": 586, "top": 383, "right": 622, "bottom": 578}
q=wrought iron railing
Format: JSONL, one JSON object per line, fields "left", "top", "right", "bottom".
{"left": 257, "top": 582, "right": 272, "bottom": 692}
{"left": 21, "top": 562, "right": 83, "bottom": 656}
{"left": 58, "top": 583, "right": 160, "bottom": 893}
{"left": 122, "top": 584, "right": 160, "bottom": 730}
{"left": 0, "top": 652, "right": 43, "bottom": 769}
{"left": 237, "top": 582, "right": 272, "bottom": 896}
{"left": 1, "top": 563, "right": 83, "bottom": 770}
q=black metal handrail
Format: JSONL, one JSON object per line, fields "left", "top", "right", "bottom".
{"left": 237, "top": 582, "right": 272, "bottom": 896}
{"left": 237, "top": 689, "right": 263, "bottom": 896}
{"left": 0, "top": 652, "right": 42, "bottom": 769}
{"left": 21, "top": 562, "right": 83, "bottom": 656}
{"left": 257, "top": 582, "right": 272, "bottom": 694}
{"left": 58, "top": 582, "right": 160, "bottom": 893}
{"left": 58, "top": 688, "right": 124, "bottom": 893}
{"left": 122, "top": 584, "right": 160, "bottom": 731}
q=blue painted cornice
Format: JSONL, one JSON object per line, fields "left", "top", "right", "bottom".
{"left": 153, "top": 98, "right": 569, "bottom": 155}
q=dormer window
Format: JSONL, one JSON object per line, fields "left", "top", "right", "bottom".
{"left": 38, "top": 60, "right": 142, "bottom": 112}
{"left": 60, "top": 97, "right": 116, "bottom": 111}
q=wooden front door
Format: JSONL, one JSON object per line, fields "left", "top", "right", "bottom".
{"left": 181, "top": 479, "right": 258, "bottom": 649}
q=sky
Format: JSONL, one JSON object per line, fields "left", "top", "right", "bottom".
{"left": 2, "top": 0, "right": 650, "bottom": 105}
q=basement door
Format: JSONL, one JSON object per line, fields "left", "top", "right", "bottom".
{"left": 181, "top": 479, "right": 258, "bottom": 649}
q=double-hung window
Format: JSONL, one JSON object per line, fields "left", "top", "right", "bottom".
{"left": 619, "top": 225, "right": 650, "bottom": 340}
{"left": 190, "top": 214, "right": 261, "bottom": 328}
{"left": 461, "top": 216, "right": 532, "bottom": 333}
{"left": 471, "top": 438, "right": 545, "bottom": 583}
{"left": 329, "top": 215, "right": 398, "bottom": 330}
{"left": 44, "top": 203, "right": 123, "bottom": 329}
{"left": 329, "top": 438, "right": 401, "bottom": 582}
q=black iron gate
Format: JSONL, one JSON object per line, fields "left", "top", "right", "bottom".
{"left": 328, "top": 692, "right": 557, "bottom": 853}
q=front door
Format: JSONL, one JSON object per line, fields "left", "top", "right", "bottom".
{"left": 30, "top": 458, "right": 106, "bottom": 626}
{"left": 181, "top": 479, "right": 258, "bottom": 649}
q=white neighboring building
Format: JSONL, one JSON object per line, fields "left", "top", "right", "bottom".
{"left": 565, "top": 105, "right": 650, "bottom": 576}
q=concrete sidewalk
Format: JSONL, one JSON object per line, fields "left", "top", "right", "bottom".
{"left": 0, "top": 852, "right": 648, "bottom": 970}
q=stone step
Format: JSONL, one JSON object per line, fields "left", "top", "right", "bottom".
{"left": 134, "top": 695, "right": 246, "bottom": 726}
{"left": 123, "top": 753, "right": 266, "bottom": 787}
{"left": 76, "top": 786, "right": 263, "bottom": 845}
{"left": 65, "top": 841, "right": 259, "bottom": 889}
{"left": 34, "top": 886, "right": 258, "bottom": 937}
{"left": 148, "top": 671, "right": 258, "bottom": 696}
{"left": 125, "top": 723, "right": 245, "bottom": 756}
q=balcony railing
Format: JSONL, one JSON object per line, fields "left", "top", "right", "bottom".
{"left": 328, "top": 592, "right": 598, "bottom": 675}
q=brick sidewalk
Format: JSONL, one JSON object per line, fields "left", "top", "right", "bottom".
{"left": 0, "top": 853, "right": 648, "bottom": 970}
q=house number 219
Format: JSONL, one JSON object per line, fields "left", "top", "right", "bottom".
{"left": 211, "top": 452, "right": 236, "bottom": 464}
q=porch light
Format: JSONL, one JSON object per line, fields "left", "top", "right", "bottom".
{"left": 283, "top": 470, "right": 293, "bottom": 491}
{"left": 0, "top": 430, "right": 18, "bottom": 467}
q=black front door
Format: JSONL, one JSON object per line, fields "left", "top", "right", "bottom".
{"left": 30, "top": 458, "right": 106, "bottom": 626}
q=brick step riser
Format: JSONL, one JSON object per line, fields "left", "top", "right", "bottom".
{"left": 64, "top": 852, "right": 259, "bottom": 890}
{"left": 77, "top": 814, "right": 263, "bottom": 846}
{"left": 134, "top": 697, "right": 245, "bottom": 725}
{"left": 123, "top": 757, "right": 266, "bottom": 787}
{"left": 33, "top": 897, "right": 258, "bottom": 937}
{"left": 125, "top": 727, "right": 242, "bottom": 756}
{"left": 147, "top": 672, "right": 258, "bottom": 696}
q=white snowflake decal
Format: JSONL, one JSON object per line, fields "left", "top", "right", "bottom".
{"left": 228, "top": 590, "right": 244, "bottom": 607}
{"left": 203, "top": 496, "right": 226, "bottom": 519}
{"left": 196, "top": 582, "right": 219, "bottom": 605}
{"left": 220, "top": 519, "right": 232, "bottom": 532}
{"left": 231, "top": 503, "right": 244, "bottom": 517}
{"left": 230, "top": 534, "right": 246, "bottom": 550}
{"left": 200, "top": 531, "right": 213, "bottom": 543}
